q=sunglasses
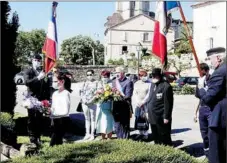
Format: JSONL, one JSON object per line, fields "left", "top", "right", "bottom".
{"left": 33, "top": 59, "right": 41, "bottom": 62}
{"left": 87, "top": 74, "right": 93, "bottom": 76}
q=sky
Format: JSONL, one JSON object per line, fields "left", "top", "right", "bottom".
{"left": 10, "top": 2, "right": 194, "bottom": 51}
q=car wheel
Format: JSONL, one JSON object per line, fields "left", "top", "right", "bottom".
{"left": 17, "top": 79, "right": 23, "bottom": 84}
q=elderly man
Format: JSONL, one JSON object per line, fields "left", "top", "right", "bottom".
{"left": 112, "top": 66, "right": 134, "bottom": 139}
{"left": 197, "top": 47, "right": 226, "bottom": 163}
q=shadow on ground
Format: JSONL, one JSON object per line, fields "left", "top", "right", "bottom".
{"left": 180, "top": 142, "right": 204, "bottom": 158}
{"left": 171, "top": 128, "right": 191, "bottom": 134}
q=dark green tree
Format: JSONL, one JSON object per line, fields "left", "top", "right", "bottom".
{"left": 15, "top": 29, "right": 46, "bottom": 67}
{"left": 1, "top": 2, "right": 20, "bottom": 114}
{"left": 60, "top": 35, "right": 104, "bottom": 65}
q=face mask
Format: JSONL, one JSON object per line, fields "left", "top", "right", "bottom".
{"left": 102, "top": 78, "right": 108, "bottom": 84}
{"left": 32, "top": 60, "right": 41, "bottom": 70}
{"left": 87, "top": 76, "right": 93, "bottom": 81}
{"left": 52, "top": 82, "right": 58, "bottom": 90}
{"left": 152, "top": 78, "right": 159, "bottom": 84}
{"left": 141, "top": 76, "right": 148, "bottom": 82}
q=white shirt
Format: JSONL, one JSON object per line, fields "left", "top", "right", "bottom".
{"left": 51, "top": 90, "right": 70, "bottom": 118}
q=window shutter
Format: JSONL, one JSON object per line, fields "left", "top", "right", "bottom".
{"left": 141, "top": 33, "right": 144, "bottom": 41}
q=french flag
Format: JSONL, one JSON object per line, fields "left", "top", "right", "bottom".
{"left": 152, "top": 1, "right": 180, "bottom": 68}
{"left": 42, "top": 1, "right": 58, "bottom": 73}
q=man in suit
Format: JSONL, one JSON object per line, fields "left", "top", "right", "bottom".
{"left": 24, "top": 54, "right": 51, "bottom": 146}
{"left": 112, "top": 66, "right": 134, "bottom": 139}
{"left": 197, "top": 47, "right": 226, "bottom": 163}
{"left": 147, "top": 68, "right": 174, "bottom": 146}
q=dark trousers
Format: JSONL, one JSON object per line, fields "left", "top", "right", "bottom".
{"left": 208, "top": 98, "right": 226, "bottom": 163}
{"left": 27, "top": 109, "right": 43, "bottom": 144}
{"left": 199, "top": 106, "right": 211, "bottom": 150}
{"left": 50, "top": 117, "right": 66, "bottom": 147}
{"left": 114, "top": 122, "right": 130, "bottom": 139}
{"left": 150, "top": 120, "right": 172, "bottom": 146}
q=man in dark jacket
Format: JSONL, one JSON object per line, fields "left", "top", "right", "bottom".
{"left": 23, "top": 54, "right": 51, "bottom": 146}
{"left": 197, "top": 47, "right": 226, "bottom": 163}
{"left": 194, "top": 63, "right": 211, "bottom": 157}
{"left": 147, "top": 68, "right": 174, "bottom": 146}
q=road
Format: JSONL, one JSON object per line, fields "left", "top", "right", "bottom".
{"left": 15, "top": 83, "right": 204, "bottom": 158}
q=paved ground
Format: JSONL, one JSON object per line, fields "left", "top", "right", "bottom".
{"left": 15, "top": 83, "right": 205, "bottom": 159}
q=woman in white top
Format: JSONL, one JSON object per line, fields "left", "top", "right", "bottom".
{"left": 79, "top": 70, "right": 99, "bottom": 141}
{"left": 132, "top": 70, "right": 151, "bottom": 141}
{"left": 50, "top": 72, "right": 72, "bottom": 146}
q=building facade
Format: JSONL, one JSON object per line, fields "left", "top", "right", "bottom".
{"left": 104, "top": 1, "right": 175, "bottom": 65}
{"left": 192, "top": 2, "right": 226, "bottom": 61}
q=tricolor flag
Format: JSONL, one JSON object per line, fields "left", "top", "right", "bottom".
{"left": 152, "top": 1, "right": 180, "bottom": 68}
{"left": 42, "top": 1, "right": 58, "bottom": 73}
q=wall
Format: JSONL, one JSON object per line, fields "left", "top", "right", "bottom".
{"left": 193, "top": 2, "right": 226, "bottom": 62}
{"left": 62, "top": 65, "right": 116, "bottom": 82}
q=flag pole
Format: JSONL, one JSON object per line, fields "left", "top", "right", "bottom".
{"left": 177, "top": 2, "right": 202, "bottom": 77}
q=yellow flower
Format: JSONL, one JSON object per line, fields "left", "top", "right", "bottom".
{"left": 104, "top": 91, "right": 110, "bottom": 97}
{"left": 105, "top": 85, "right": 111, "bottom": 91}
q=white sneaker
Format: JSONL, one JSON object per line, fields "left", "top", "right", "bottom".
{"left": 88, "top": 135, "right": 95, "bottom": 141}
{"left": 83, "top": 134, "right": 91, "bottom": 140}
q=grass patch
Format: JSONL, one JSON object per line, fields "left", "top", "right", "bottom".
{"left": 4, "top": 139, "right": 207, "bottom": 163}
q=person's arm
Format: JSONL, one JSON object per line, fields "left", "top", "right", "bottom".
{"left": 199, "top": 72, "right": 224, "bottom": 105}
{"left": 194, "top": 101, "right": 200, "bottom": 123}
{"left": 23, "top": 69, "right": 39, "bottom": 87}
{"left": 141, "top": 83, "right": 151, "bottom": 105}
{"left": 163, "top": 84, "right": 174, "bottom": 121}
{"left": 124, "top": 81, "right": 134, "bottom": 100}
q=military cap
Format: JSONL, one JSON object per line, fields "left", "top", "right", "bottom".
{"left": 206, "top": 47, "right": 226, "bottom": 56}
{"left": 33, "top": 54, "right": 42, "bottom": 60}
{"left": 151, "top": 68, "right": 163, "bottom": 77}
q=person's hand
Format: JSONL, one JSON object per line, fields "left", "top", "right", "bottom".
{"left": 37, "top": 71, "right": 45, "bottom": 80}
{"left": 198, "top": 76, "right": 206, "bottom": 89}
{"left": 164, "top": 119, "right": 169, "bottom": 124}
{"left": 194, "top": 115, "right": 198, "bottom": 123}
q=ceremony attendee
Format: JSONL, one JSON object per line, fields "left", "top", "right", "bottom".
{"left": 132, "top": 70, "right": 151, "bottom": 141}
{"left": 80, "top": 70, "right": 99, "bottom": 141}
{"left": 197, "top": 47, "right": 226, "bottom": 163}
{"left": 50, "top": 72, "right": 72, "bottom": 146}
{"left": 23, "top": 54, "right": 51, "bottom": 146}
{"left": 112, "top": 66, "right": 133, "bottom": 139}
{"left": 96, "top": 70, "right": 114, "bottom": 140}
{"left": 194, "top": 63, "right": 211, "bottom": 157}
{"left": 147, "top": 68, "right": 174, "bottom": 146}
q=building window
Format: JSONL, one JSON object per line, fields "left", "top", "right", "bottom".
{"left": 130, "top": 1, "right": 135, "bottom": 17}
{"left": 143, "top": 33, "right": 149, "bottom": 41}
{"left": 123, "top": 32, "right": 127, "bottom": 41}
{"left": 122, "top": 46, "right": 128, "bottom": 54}
{"left": 210, "top": 37, "right": 213, "bottom": 48}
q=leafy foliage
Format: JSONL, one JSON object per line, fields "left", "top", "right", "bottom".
{"left": 60, "top": 35, "right": 104, "bottom": 65}
{"left": 180, "top": 84, "right": 195, "bottom": 95}
{"left": 2, "top": 1, "right": 19, "bottom": 114}
{"left": 107, "top": 58, "right": 124, "bottom": 65}
{"left": 15, "top": 29, "right": 46, "bottom": 67}
{"left": 4, "top": 140, "right": 205, "bottom": 163}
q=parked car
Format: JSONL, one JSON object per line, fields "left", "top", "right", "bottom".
{"left": 14, "top": 72, "right": 25, "bottom": 85}
{"left": 176, "top": 77, "right": 199, "bottom": 87}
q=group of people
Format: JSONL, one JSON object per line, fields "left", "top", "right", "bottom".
{"left": 23, "top": 46, "right": 226, "bottom": 163}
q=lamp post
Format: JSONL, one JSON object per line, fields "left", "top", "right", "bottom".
{"left": 136, "top": 43, "right": 142, "bottom": 75}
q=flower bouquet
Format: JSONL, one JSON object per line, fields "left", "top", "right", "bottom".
{"left": 93, "top": 84, "right": 124, "bottom": 104}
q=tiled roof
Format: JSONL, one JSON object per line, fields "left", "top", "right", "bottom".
{"left": 104, "top": 12, "right": 124, "bottom": 28}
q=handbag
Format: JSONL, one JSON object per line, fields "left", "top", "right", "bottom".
{"left": 76, "top": 100, "right": 83, "bottom": 112}
{"left": 134, "top": 114, "right": 149, "bottom": 130}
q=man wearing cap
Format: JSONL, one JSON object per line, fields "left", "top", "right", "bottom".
{"left": 197, "top": 47, "right": 226, "bottom": 163}
{"left": 147, "top": 68, "right": 174, "bottom": 146}
{"left": 23, "top": 54, "right": 51, "bottom": 146}
{"left": 112, "top": 66, "right": 134, "bottom": 139}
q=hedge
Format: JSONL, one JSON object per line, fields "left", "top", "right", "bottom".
{"left": 4, "top": 139, "right": 206, "bottom": 163}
